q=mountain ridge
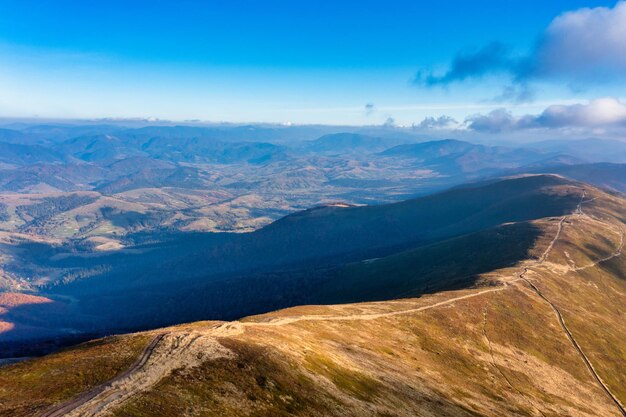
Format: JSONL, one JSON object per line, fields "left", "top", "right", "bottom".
{"left": 0, "top": 175, "right": 609, "bottom": 352}
{"left": 1, "top": 176, "right": 625, "bottom": 416}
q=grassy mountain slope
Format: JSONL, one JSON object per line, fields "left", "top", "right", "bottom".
{"left": 0, "top": 178, "right": 624, "bottom": 416}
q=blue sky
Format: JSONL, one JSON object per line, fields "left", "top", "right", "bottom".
{"left": 0, "top": 0, "right": 624, "bottom": 127}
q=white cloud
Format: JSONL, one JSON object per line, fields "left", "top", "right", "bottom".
{"left": 466, "top": 97, "right": 626, "bottom": 132}
{"left": 465, "top": 109, "right": 519, "bottom": 133}
{"left": 383, "top": 116, "right": 396, "bottom": 127}
{"left": 534, "top": 2, "right": 626, "bottom": 81}
{"left": 417, "top": 115, "right": 459, "bottom": 130}
{"left": 416, "top": 2, "right": 626, "bottom": 94}
{"left": 537, "top": 97, "right": 626, "bottom": 127}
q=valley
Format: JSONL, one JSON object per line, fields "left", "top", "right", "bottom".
{"left": 1, "top": 124, "right": 625, "bottom": 297}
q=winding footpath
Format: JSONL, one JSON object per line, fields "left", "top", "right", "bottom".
{"left": 518, "top": 194, "right": 626, "bottom": 417}
{"left": 573, "top": 228, "right": 624, "bottom": 272}
{"left": 522, "top": 275, "right": 626, "bottom": 417}
{"left": 43, "top": 330, "right": 235, "bottom": 417}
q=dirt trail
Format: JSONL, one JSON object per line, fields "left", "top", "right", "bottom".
{"left": 518, "top": 193, "right": 626, "bottom": 417}
{"left": 41, "top": 330, "right": 236, "bottom": 417}
{"left": 522, "top": 276, "right": 626, "bottom": 417}
{"left": 39, "top": 284, "right": 516, "bottom": 417}
{"left": 40, "top": 333, "right": 167, "bottom": 417}
{"left": 573, "top": 229, "right": 624, "bottom": 272}
{"left": 542, "top": 217, "right": 567, "bottom": 262}
{"left": 248, "top": 286, "right": 511, "bottom": 327}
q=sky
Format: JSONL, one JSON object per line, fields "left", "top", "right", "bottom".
{"left": 1, "top": 0, "right": 626, "bottom": 134}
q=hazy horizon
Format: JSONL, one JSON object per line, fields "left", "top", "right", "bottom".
{"left": 1, "top": 1, "right": 626, "bottom": 141}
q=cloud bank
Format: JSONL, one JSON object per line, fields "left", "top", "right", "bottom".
{"left": 417, "top": 115, "right": 459, "bottom": 129}
{"left": 416, "top": 2, "right": 626, "bottom": 92}
{"left": 465, "top": 97, "right": 626, "bottom": 133}
{"left": 536, "top": 2, "right": 626, "bottom": 82}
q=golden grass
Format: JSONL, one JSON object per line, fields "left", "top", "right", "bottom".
{"left": 0, "top": 333, "right": 151, "bottom": 417}
{"left": 1, "top": 183, "right": 625, "bottom": 417}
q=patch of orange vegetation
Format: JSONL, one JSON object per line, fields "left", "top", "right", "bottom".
{"left": 0, "top": 293, "right": 56, "bottom": 336}
{"left": 0, "top": 293, "right": 54, "bottom": 309}
{"left": 0, "top": 320, "right": 15, "bottom": 333}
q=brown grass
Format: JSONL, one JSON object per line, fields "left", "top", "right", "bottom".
{"left": 0, "top": 333, "right": 152, "bottom": 417}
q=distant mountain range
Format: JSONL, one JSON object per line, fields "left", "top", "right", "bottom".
{"left": 530, "top": 138, "right": 626, "bottom": 163}
{"left": 303, "top": 133, "right": 404, "bottom": 154}
{"left": 0, "top": 125, "right": 624, "bottom": 288}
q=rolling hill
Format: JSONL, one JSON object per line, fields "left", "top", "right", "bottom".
{"left": 380, "top": 139, "right": 556, "bottom": 176}
{"left": 0, "top": 142, "right": 63, "bottom": 166}
{"left": 0, "top": 175, "right": 624, "bottom": 416}
{"left": 0, "top": 175, "right": 596, "bottom": 347}
{"left": 303, "top": 133, "right": 403, "bottom": 154}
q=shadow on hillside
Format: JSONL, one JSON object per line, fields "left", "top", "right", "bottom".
{"left": 28, "top": 222, "right": 544, "bottom": 334}
{"left": 598, "top": 257, "right": 626, "bottom": 281}
{"left": 2, "top": 220, "right": 544, "bottom": 357}
{"left": 580, "top": 238, "right": 626, "bottom": 281}
{"left": 314, "top": 222, "right": 543, "bottom": 304}
{"left": 0, "top": 294, "right": 100, "bottom": 358}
